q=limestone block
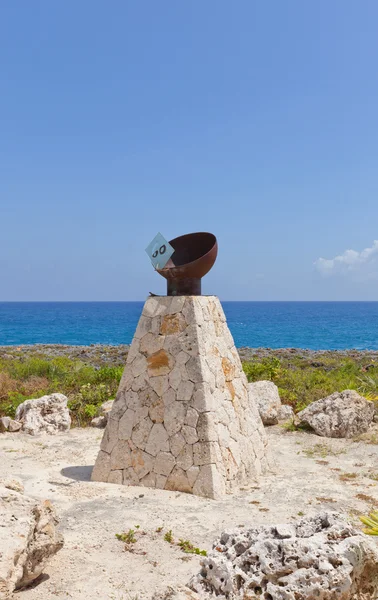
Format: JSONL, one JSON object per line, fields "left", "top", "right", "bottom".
{"left": 145, "top": 423, "right": 169, "bottom": 456}
{"left": 184, "top": 407, "right": 199, "bottom": 428}
{"left": 154, "top": 452, "right": 176, "bottom": 476}
{"left": 123, "top": 467, "right": 139, "bottom": 485}
{"left": 110, "top": 440, "right": 132, "bottom": 470}
{"left": 170, "top": 432, "right": 186, "bottom": 457}
{"left": 164, "top": 401, "right": 186, "bottom": 437}
{"left": 91, "top": 450, "right": 111, "bottom": 482}
{"left": 176, "top": 445, "right": 193, "bottom": 471}
{"left": 131, "top": 417, "right": 153, "bottom": 450}
{"left": 165, "top": 467, "right": 192, "bottom": 493}
{"left": 192, "top": 464, "right": 225, "bottom": 499}
{"left": 147, "top": 349, "right": 174, "bottom": 377}
{"left": 118, "top": 409, "right": 135, "bottom": 439}
{"left": 182, "top": 425, "right": 199, "bottom": 445}
{"left": 131, "top": 449, "right": 154, "bottom": 479}
{"left": 108, "top": 470, "right": 123, "bottom": 484}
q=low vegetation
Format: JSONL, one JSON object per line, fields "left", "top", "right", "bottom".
{"left": 1, "top": 347, "right": 378, "bottom": 425}
{"left": 243, "top": 353, "right": 378, "bottom": 412}
{"left": 0, "top": 353, "right": 123, "bottom": 426}
{"left": 360, "top": 511, "right": 378, "bottom": 535}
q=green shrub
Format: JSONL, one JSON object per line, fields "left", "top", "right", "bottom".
{"left": 0, "top": 354, "right": 122, "bottom": 426}
{"left": 242, "top": 354, "right": 378, "bottom": 412}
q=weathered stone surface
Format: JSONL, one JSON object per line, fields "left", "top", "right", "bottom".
{"left": 91, "top": 415, "right": 107, "bottom": 428}
{"left": 145, "top": 423, "right": 170, "bottom": 456}
{"left": 0, "top": 486, "right": 63, "bottom": 598}
{"left": 160, "top": 313, "right": 187, "bottom": 335}
{"left": 298, "top": 390, "right": 375, "bottom": 438}
{"left": 15, "top": 393, "right": 71, "bottom": 435}
{"left": 91, "top": 450, "right": 111, "bottom": 482}
{"left": 190, "top": 512, "right": 378, "bottom": 599}
{"left": 147, "top": 349, "right": 173, "bottom": 377}
{"left": 92, "top": 296, "right": 267, "bottom": 498}
{"left": 165, "top": 466, "right": 192, "bottom": 493}
{"left": 154, "top": 451, "right": 176, "bottom": 476}
{"left": 0, "top": 417, "right": 11, "bottom": 432}
{"left": 248, "top": 380, "right": 282, "bottom": 425}
{"left": 277, "top": 404, "right": 295, "bottom": 422}
{"left": 1, "top": 418, "right": 21, "bottom": 432}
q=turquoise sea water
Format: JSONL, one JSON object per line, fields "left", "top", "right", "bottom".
{"left": 0, "top": 301, "right": 378, "bottom": 350}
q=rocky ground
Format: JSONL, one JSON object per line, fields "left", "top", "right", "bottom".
{"left": 2, "top": 425, "right": 378, "bottom": 600}
{"left": 0, "top": 345, "right": 130, "bottom": 368}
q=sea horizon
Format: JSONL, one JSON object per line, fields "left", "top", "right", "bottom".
{"left": 1, "top": 300, "right": 378, "bottom": 350}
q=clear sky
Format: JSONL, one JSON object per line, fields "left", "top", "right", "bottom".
{"left": 1, "top": 1, "right": 378, "bottom": 301}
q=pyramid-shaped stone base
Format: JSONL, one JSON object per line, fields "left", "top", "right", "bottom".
{"left": 92, "top": 296, "right": 267, "bottom": 498}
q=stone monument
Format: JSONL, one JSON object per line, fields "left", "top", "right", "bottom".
{"left": 92, "top": 232, "right": 267, "bottom": 498}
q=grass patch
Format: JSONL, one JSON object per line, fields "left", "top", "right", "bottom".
{"left": 0, "top": 354, "right": 123, "bottom": 426}
{"left": 243, "top": 354, "right": 378, "bottom": 412}
{"left": 339, "top": 472, "right": 358, "bottom": 481}
{"left": 115, "top": 529, "right": 137, "bottom": 545}
{"left": 356, "top": 493, "right": 378, "bottom": 506}
{"left": 164, "top": 530, "right": 174, "bottom": 544}
{"left": 302, "top": 444, "right": 346, "bottom": 459}
{"left": 178, "top": 539, "right": 207, "bottom": 556}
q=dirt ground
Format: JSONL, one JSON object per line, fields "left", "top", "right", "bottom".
{"left": 2, "top": 426, "right": 378, "bottom": 600}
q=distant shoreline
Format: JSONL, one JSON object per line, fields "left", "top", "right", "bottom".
{"left": 1, "top": 344, "right": 378, "bottom": 368}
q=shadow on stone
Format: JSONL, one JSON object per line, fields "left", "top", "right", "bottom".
{"left": 61, "top": 465, "right": 93, "bottom": 482}
{"left": 18, "top": 573, "right": 50, "bottom": 592}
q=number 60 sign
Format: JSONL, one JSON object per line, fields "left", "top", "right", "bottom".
{"left": 145, "top": 232, "right": 174, "bottom": 270}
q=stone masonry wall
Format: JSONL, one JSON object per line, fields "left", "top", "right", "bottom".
{"left": 92, "top": 296, "right": 267, "bottom": 499}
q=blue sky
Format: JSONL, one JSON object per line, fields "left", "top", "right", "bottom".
{"left": 1, "top": 1, "right": 378, "bottom": 301}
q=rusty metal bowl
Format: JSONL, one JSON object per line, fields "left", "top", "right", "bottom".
{"left": 157, "top": 232, "right": 218, "bottom": 296}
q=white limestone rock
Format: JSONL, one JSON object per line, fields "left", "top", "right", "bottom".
{"left": 15, "top": 393, "right": 71, "bottom": 435}
{"left": 277, "top": 404, "right": 295, "bottom": 422}
{"left": 298, "top": 390, "right": 375, "bottom": 438}
{"left": 0, "top": 486, "right": 64, "bottom": 598}
{"left": 190, "top": 512, "right": 378, "bottom": 599}
{"left": 248, "top": 380, "right": 282, "bottom": 425}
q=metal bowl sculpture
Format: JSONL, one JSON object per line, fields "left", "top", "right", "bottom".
{"left": 154, "top": 232, "right": 218, "bottom": 296}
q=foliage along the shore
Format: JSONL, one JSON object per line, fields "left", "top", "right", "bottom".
{"left": 242, "top": 353, "right": 378, "bottom": 412}
{"left": 0, "top": 355, "right": 122, "bottom": 426}
{"left": 0, "top": 347, "right": 378, "bottom": 425}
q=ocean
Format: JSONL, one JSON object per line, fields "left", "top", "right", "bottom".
{"left": 1, "top": 301, "right": 378, "bottom": 350}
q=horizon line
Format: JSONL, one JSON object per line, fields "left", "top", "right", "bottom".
{"left": 1, "top": 300, "right": 378, "bottom": 303}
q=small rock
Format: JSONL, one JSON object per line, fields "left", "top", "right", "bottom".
{"left": 298, "top": 389, "right": 375, "bottom": 438}
{"left": 8, "top": 420, "right": 22, "bottom": 432}
{"left": 91, "top": 400, "right": 114, "bottom": 428}
{"left": 0, "top": 486, "right": 64, "bottom": 597}
{"left": 100, "top": 400, "right": 114, "bottom": 416}
{"left": 0, "top": 417, "right": 11, "bottom": 433}
{"left": 248, "top": 381, "right": 282, "bottom": 425}
{"left": 91, "top": 416, "right": 107, "bottom": 428}
{"left": 15, "top": 393, "right": 71, "bottom": 436}
{"left": 276, "top": 404, "right": 295, "bottom": 422}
